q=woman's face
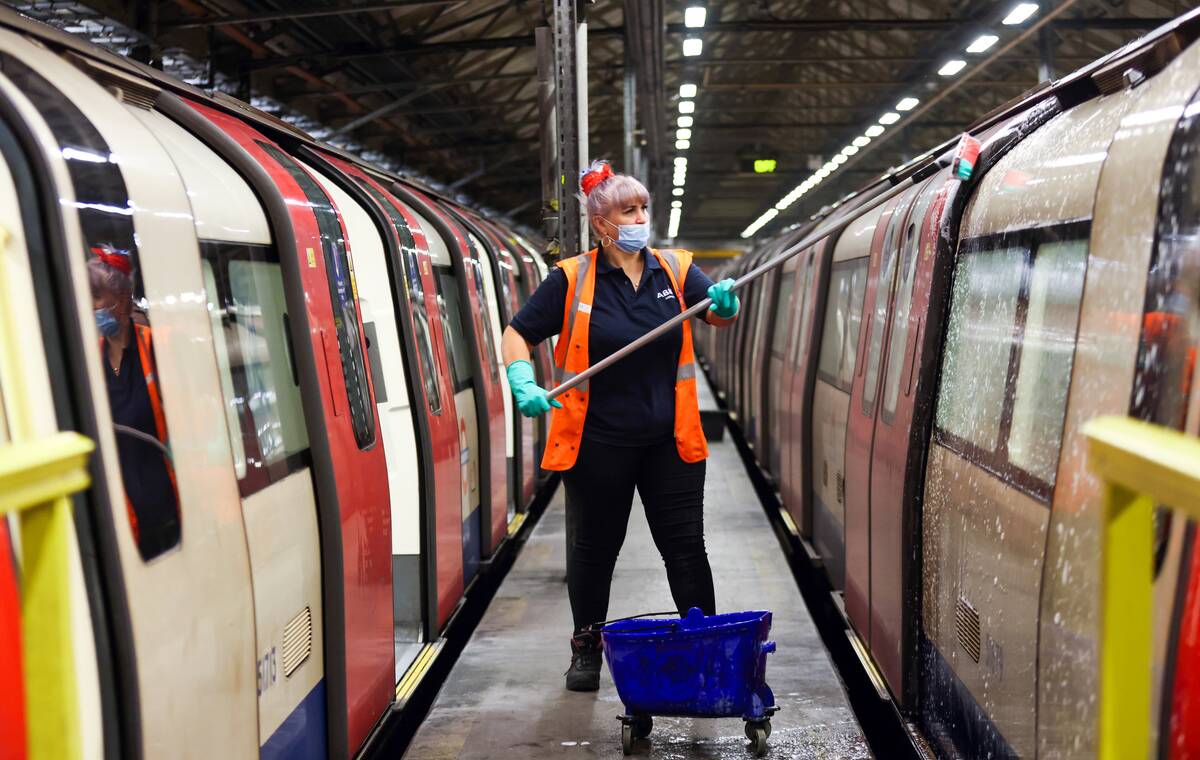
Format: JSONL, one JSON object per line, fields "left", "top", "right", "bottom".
{"left": 595, "top": 198, "right": 649, "bottom": 238}
{"left": 93, "top": 289, "right": 131, "bottom": 322}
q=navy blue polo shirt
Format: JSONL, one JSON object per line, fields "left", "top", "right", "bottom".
{"left": 509, "top": 248, "right": 715, "bottom": 447}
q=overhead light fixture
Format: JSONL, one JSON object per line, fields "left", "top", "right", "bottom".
{"left": 682, "top": 37, "right": 703, "bottom": 57}
{"left": 865, "top": 125, "right": 885, "bottom": 137}
{"left": 832, "top": 154, "right": 848, "bottom": 165}
{"left": 673, "top": 187, "right": 685, "bottom": 196}
{"left": 966, "top": 34, "right": 999, "bottom": 53}
{"left": 684, "top": 6, "right": 707, "bottom": 28}
{"left": 668, "top": 207, "right": 683, "bottom": 238}
{"left": 879, "top": 112, "right": 901, "bottom": 125}
{"left": 676, "top": 139, "right": 690, "bottom": 150}
{"left": 1002, "top": 3, "right": 1038, "bottom": 25}
{"left": 939, "top": 59, "right": 967, "bottom": 76}
{"left": 753, "top": 159, "right": 778, "bottom": 174}
{"left": 815, "top": 168, "right": 830, "bottom": 178}
{"left": 852, "top": 136, "right": 871, "bottom": 148}
{"left": 679, "top": 83, "right": 698, "bottom": 98}
{"left": 677, "top": 128, "right": 693, "bottom": 140}
{"left": 740, "top": 208, "right": 779, "bottom": 239}
{"left": 674, "top": 156, "right": 688, "bottom": 167}
{"left": 673, "top": 175, "right": 686, "bottom": 187}
{"left": 679, "top": 100, "right": 695, "bottom": 114}
{"left": 822, "top": 161, "right": 838, "bottom": 172}
{"left": 678, "top": 115, "right": 694, "bottom": 128}
{"left": 841, "top": 145, "right": 859, "bottom": 157}
{"left": 896, "top": 97, "right": 919, "bottom": 111}
{"left": 671, "top": 200, "right": 683, "bottom": 208}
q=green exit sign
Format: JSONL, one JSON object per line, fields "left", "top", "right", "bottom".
{"left": 753, "top": 159, "right": 777, "bottom": 174}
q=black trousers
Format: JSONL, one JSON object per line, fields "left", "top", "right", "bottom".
{"left": 562, "top": 436, "right": 716, "bottom": 634}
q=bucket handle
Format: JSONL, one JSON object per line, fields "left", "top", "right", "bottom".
{"left": 584, "top": 610, "right": 683, "bottom": 633}
{"left": 762, "top": 641, "right": 777, "bottom": 655}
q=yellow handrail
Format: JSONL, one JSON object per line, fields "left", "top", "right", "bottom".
{"left": 1084, "top": 415, "right": 1200, "bottom": 760}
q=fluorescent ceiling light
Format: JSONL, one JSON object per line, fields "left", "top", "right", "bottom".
{"left": 673, "top": 187, "right": 685, "bottom": 196}
{"left": 674, "top": 156, "right": 688, "bottom": 167}
{"left": 853, "top": 136, "right": 871, "bottom": 148}
{"left": 1002, "top": 3, "right": 1038, "bottom": 25}
{"left": 740, "top": 208, "right": 779, "bottom": 239}
{"left": 966, "top": 34, "right": 999, "bottom": 53}
{"left": 815, "top": 168, "right": 830, "bottom": 178}
{"left": 668, "top": 207, "right": 682, "bottom": 239}
{"left": 671, "top": 200, "right": 683, "bottom": 208}
{"left": 822, "top": 161, "right": 837, "bottom": 172}
{"left": 841, "top": 145, "right": 859, "bottom": 157}
{"left": 676, "top": 128, "right": 693, "bottom": 140}
{"left": 939, "top": 59, "right": 967, "bottom": 76}
{"left": 678, "top": 115, "right": 694, "bottom": 128}
{"left": 682, "top": 38, "right": 703, "bottom": 57}
{"left": 684, "top": 6, "right": 707, "bottom": 28}
{"left": 896, "top": 97, "right": 919, "bottom": 111}
{"left": 679, "top": 100, "right": 695, "bottom": 114}
{"left": 865, "top": 125, "right": 885, "bottom": 137}
{"left": 832, "top": 154, "right": 847, "bottom": 165}
{"left": 679, "top": 83, "right": 698, "bottom": 98}
{"left": 676, "top": 139, "right": 690, "bottom": 150}
{"left": 879, "top": 112, "right": 901, "bottom": 125}
{"left": 673, "top": 175, "right": 686, "bottom": 187}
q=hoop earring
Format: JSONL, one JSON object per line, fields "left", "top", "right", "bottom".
{"left": 600, "top": 234, "right": 614, "bottom": 247}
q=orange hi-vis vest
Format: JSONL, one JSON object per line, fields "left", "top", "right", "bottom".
{"left": 541, "top": 248, "right": 709, "bottom": 471}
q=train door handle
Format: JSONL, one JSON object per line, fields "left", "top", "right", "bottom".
{"left": 321, "top": 328, "right": 342, "bottom": 417}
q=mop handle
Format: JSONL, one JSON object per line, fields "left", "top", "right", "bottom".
{"left": 545, "top": 153, "right": 950, "bottom": 401}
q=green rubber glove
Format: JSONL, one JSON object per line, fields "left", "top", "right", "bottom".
{"left": 707, "top": 278, "right": 740, "bottom": 319}
{"left": 506, "top": 359, "right": 562, "bottom": 418}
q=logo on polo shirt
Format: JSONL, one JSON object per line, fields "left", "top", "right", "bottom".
{"left": 656, "top": 288, "right": 676, "bottom": 301}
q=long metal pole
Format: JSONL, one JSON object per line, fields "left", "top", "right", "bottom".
{"left": 545, "top": 158, "right": 947, "bottom": 400}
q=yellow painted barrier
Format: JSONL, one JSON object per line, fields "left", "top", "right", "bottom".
{"left": 1084, "top": 416, "right": 1200, "bottom": 760}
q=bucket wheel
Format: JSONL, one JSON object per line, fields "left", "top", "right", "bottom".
{"left": 619, "top": 715, "right": 652, "bottom": 755}
{"left": 744, "top": 720, "right": 770, "bottom": 756}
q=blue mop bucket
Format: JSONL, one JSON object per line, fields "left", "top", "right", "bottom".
{"left": 601, "top": 607, "right": 777, "bottom": 720}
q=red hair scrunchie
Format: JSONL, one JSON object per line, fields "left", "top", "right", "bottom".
{"left": 91, "top": 245, "right": 133, "bottom": 276}
{"left": 580, "top": 162, "right": 613, "bottom": 196}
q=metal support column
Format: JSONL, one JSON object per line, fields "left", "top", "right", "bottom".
{"left": 535, "top": 27, "right": 559, "bottom": 253}
{"left": 623, "top": 35, "right": 640, "bottom": 178}
{"left": 1038, "top": 26, "right": 1057, "bottom": 83}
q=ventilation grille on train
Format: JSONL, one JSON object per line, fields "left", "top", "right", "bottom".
{"left": 282, "top": 607, "right": 313, "bottom": 678}
{"left": 64, "top": 52, "right": 160, "bottom": 110}
{"left": 836, "top": 472, "right": 845, "bottom": 505}
{"left": 955, "top": 596, "right": 982, "bottom": 664}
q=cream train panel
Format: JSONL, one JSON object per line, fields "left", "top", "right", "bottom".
{"left": 471, "top": 232, "right": 514, "bottom": 461}
{"left": 0, "top": 129, "right": 104, "bottom": 759}
{"left": 0, "top": 31, "right": 259, "bottom": 756}
{"left": 1037, "top": 40, "right": 1200, "bottom": 757}
{"left": 241, "top": 470, "right": 325, "bottom": 741}
{"left": 126, "top": 108, "right": 270, "bottom": 245}
{"left": 301, "top": 159, "right": 422, "bottom": 557}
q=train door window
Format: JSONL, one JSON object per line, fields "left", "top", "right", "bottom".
{"left": 817, "top": 259, "right": 859, "bottom": 391}
{"left": 200, "top": 260, "right": 247, "bottom": 478}
{"left": 771, "top": 271, "right": 795, "bottom": 359}
{"left": 436, "top": 269, "right": 473, "bottom": 393}
{"left": 935, "top": 247, "right": 1024, "bottom": 451}
{"left": 256, "top": 142, "right": 375, "bottom": 449}
{"left": 355, "top": 180, "right": 443, "bottom": 415}
{"left": 1006, "top": 239, "right": 1087, "bottom": 484}
{"left": 840, "top": 259, "right": 870, "bottom": 389}
{"left": 862, "top": 209, "right": 907, "bottom": 414}
{"left": 882, "top": 183, "right": 938, "bottom": 421}
{"left": 201, "top": 243, "right": 311, "bottom": 496}
{"left": 792, "top": 257, "right": 815, "bottom": 365}
{"left": 2, "top": 53, "right": 183, "bottom": 561}
{"left": 465, "top": 234, "right": 501, "bottom": 382}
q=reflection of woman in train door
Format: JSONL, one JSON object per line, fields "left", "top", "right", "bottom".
{"left": 89, "top": 247, "right": 180, "bottom": 560}
{"left": 500, "top": 162, "right": 741, "bottom": 691}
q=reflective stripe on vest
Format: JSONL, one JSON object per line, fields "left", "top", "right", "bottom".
{"left": 540, "top": 248, "right": 709, "bottom": 471}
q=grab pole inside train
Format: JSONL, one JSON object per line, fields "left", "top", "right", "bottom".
{"left": 545, "top": 144, "right": 963, "bottom": 402}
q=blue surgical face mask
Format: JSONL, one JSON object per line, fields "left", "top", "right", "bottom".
{"left": 603, "top": 218, "right": 650, "bottom": 254}
{"left": 94, "top": 307, "right": 119, "bottom": 338}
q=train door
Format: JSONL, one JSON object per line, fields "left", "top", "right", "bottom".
{"left": 811, "top": 210, "right": 875, "bottom": 590}
{"left": 748, "top": 267, "right": 779, "bottom": 467}
{"left": 0, "top": 39, "right": 264, "bottom": 758}
{"left": 511, "top": 239, "right": 555, "bottom": 469}
{"left": 843, "top": 189, "right": 919, "bottom": 647}
{"left": 168, "top": 97, "right": 392, "bottom": 758}
{"left": 767, "top": 258, "right": 801, "bottom": 482}
{"left": 292, "top": 152, "right": 438, "bottom": 680}
{"left": 389, "top": 188, "right": 485, "bottom": 586}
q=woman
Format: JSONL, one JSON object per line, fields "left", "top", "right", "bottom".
{"left": 90, "top": 247, "right": 181, "bottom": 560}
{"left": 500, "top": 161, "right": 740, "bottom": 691}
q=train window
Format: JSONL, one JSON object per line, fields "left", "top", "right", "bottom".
{"left": 792, "top": 257, "right": 815, "bottom": 364}
{"left": 465, "top": 235, "right": 501, "bottom": 382}
{"left": 2, "top": 53, "right": 183, "bottom": 561}
{"left": 862, "top": 210, "right": 907, "bottom": 414}
{"left": 1007, "top": 240, "right": 1087, "bottom": 484}
{"left": 201, "top": 244, "right": 311, "bottom": 496}
{"left": 436, "top": 269, "right": 473, "bottom": 393}
{"left": 771, "top": 271, "right": 796, "bottom": 358}
{"left": 935, "top": 247, "right": 1024, "bottom": 452}
{"left": 200, "top": 261, "right": 247, "bottom": 478}
{"left": 256, "top": 142, "right": 376, "bottom": 449}
{"left": 816, "top": 258, "right": 868, "bottom": 392}
{"left": 355, "top": 179, "right": 443, "bottom": 415}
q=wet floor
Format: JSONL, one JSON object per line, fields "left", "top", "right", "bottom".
{"left": 404, "top": 437, "right": 871, "bottom": 759}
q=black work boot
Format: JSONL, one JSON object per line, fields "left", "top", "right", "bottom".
{"left": 565, "top": 631, "right": 603, "bottom": 692}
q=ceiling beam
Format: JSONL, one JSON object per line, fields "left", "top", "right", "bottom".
{"left": 164, "top": 1, "right": 466, "bottom": 29}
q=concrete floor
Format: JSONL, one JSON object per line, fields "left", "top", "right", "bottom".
{"left": 404, "top": 438, "right": 870, "bottom": 759}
